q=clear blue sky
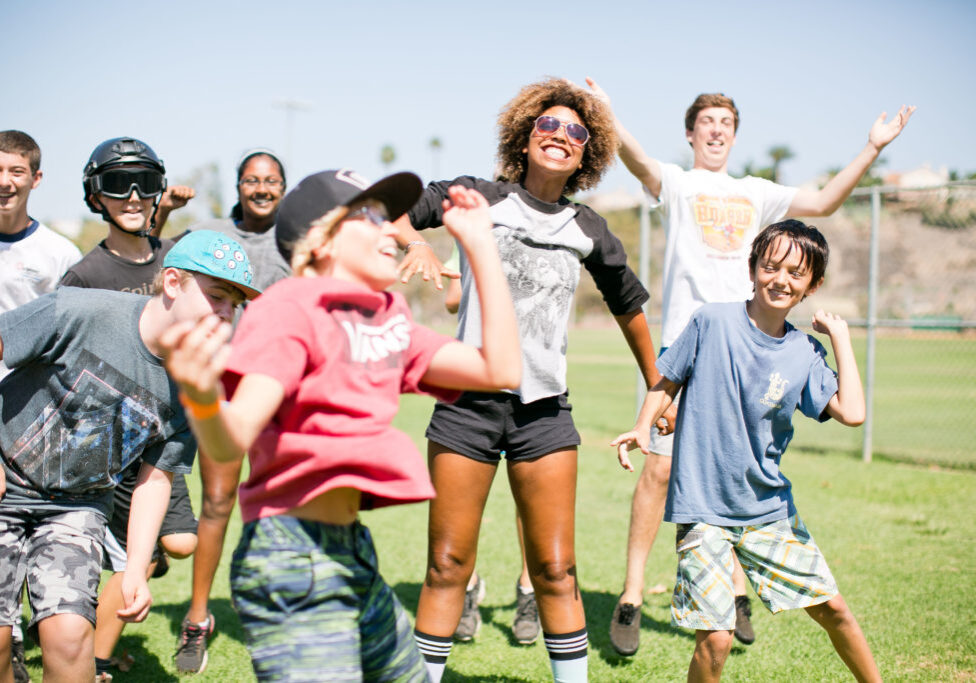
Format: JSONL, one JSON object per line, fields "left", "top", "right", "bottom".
{"left": 5, "top": 0, "right": 974, "bottom": 225}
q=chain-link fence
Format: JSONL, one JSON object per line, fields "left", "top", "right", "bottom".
{"left": 630, "top": 181, "right": 976, "bottom": 469}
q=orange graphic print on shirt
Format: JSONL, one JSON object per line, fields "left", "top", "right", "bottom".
{"left": 692, "top": 195, "right": 756, "bottom": 253}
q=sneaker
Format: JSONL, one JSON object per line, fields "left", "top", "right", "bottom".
{"left": 453, "top": 575, "right": 486, "bottom": 642}
{"left": 11, "top": 638, "right": 30, "bottom": 683}
{"left": 734, "top": 595, "right": 755, "bottom": 645}
{"left": 175, "top": 612, "right": 215, "bottom": 674}
{"left": 511, "top": 583, "right": 540, "bottom": 645}
{"left": 609, "top": 599, "right": 641, "bottom": 656}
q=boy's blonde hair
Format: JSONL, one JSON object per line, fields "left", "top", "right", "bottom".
{"left": 289, "top": 206, "right": 349, "bottom": 276}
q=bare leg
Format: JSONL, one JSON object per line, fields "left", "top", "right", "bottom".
{"left": 415, "top": 443, "right": 497, "bottom": 636}
{"left": 37, "top": 613, "right": 95, "bottom": 683}
{"left": 620, "top": 453, "right": 671, "bottom": 606}
{"left": 806, "top": 594, "right": 881, "bottom": 682}
{"left": 688, "top": 629, "right": 733, "bottom": 683}
{"left": 515, "top": 514, "right": 531, "bottom": 590}
{"left": 508, "top": 449, "right": 584, "bottom": 633}
{"left": 731, "top": 557, "right": 747, "bottom": 595}
{"left": 185, "top": 456, "right": 243, "bottom": 624}
{"left": 0, "top": 624, "right": 12, "bottom": 683}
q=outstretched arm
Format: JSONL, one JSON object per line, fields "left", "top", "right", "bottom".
{"left": 611, "top": 377, "right": 682, "bottom": 472}
{"left": 585, "top": 77, "right": 664, "bottom": 198}
{"left": 787, "top": 106, "right": 916, "bottom": 218}
{"left": 422, "top": 186, "right": 520, "bottom": 391}
{"left": 159, "top": 315, "right": 284, "bottom": 463}
{"left": 812, "top": 310, "right": 865, "bottom": 426}
{"left": 614, "top": 308, "right": 677, "bottom": 434}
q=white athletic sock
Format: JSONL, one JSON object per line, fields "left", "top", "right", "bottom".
{"left": 414, "top": 629, "right": 452, "bottom": 683}
{"left": 544, "top": 629, "right": 588, "bottom": 683}
{"left": 517, "top": 581, "right": 534, "bottom": 595}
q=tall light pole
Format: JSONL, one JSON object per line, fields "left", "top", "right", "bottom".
{"left": 273, "top": 98, "right": 312, "bottom": 173}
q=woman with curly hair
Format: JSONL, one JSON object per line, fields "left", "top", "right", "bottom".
{"left": 399, "top": 78, "right": 667, "bottom": 682}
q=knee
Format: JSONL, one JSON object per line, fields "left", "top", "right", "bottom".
{"left": 39, "top": 616, "right": 92, "bottom": 665}
{"left": 530, "top": 556, "right": 578, "bottom": 595}
{"left": 638, "top": 454, "right": 671, "bottom": 491}
{"left": 200, "top": 486, "right": 237, "bottom": 520}
{"left": 425, "top": 549, "right": 473, "bottom": 589}
{"left": 160, "top": 532, "right": 197, "bottom": 559}
{"left": 696, "top": 629, "right": 734, "bottom": 666}
{"left": 807, "top": 594, "right": 855, "bottom": 630}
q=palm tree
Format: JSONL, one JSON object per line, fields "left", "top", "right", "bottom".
{"left": 768, "top": 145, "right": 795, "bottom": 184}
{"left": 380, "top": 144, "right": 396, "bottom": 171}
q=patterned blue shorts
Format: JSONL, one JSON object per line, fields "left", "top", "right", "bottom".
{"left": 231, "top": 516, "right": 428, "bottom": 682}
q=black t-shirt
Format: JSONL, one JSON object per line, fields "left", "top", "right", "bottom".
{"left": 60, "top": 237, "right": 175, "bottom": 295}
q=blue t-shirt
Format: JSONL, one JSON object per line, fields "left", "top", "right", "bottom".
{"left": 659, "top": 302, "right": 838, "bottom": 526}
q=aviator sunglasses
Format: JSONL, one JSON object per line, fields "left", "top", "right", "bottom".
{"left": 533, "top": 115, "right": 590, "bottom": 146}
{"left": 92, "top": 168, "right": 166, "bottom": 199}
{"left": 345, "top": 205, "right": 389, "bottom": 227}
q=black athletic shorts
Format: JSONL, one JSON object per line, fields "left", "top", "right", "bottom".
{"left": 107, "top": 462, "right": 198, "bottom": 550}
{"left": 425, "top": 391, "right": 580, "bottom": 463}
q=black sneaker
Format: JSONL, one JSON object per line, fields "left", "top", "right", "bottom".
{"left": 175, "top": 612, "right": 214, "bottom": 674}
{"left": 453, "top": 575, "right": 486, "bottom": 642}
{"left": 11, "top": 638, "right": 29, "bottom": 683}
{"left": 511, "top": 583, "right": 540, "bottom": 645}
{"left": 609, "top": 599, "right": 641, "bottom": 656}
{"left": 734, "top": 595, "right": 755, "bottom": 645}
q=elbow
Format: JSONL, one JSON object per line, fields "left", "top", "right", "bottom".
{"left": 493, "top": 366, "right": 521, "bottom": 391}
{"left": 838, "top": 407, "right": 866, "bottom": 427}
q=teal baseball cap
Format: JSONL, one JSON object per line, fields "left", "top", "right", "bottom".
{"left": 163, "top": 230, "right": 262, "bottom": 299}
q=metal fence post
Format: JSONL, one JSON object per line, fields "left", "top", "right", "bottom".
{"left": 862, "top": 187, "right": 881, "bottom": 463}
{"left": 636, "top": 188, "right": 651, "bottom": 416}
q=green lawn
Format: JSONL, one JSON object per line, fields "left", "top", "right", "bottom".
{"left": 21, "top": 327, "right": 976, "bottom": 681}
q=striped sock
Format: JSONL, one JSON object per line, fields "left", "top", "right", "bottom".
{"left": 544, "top": 628, "right": 588, "bottom": 683}
{"left": 413, "top": 629, "right": 452, "bottom": 683}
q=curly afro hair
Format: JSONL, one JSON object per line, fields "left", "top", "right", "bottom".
{"left": 496, "top": 78, "right": 617, "bottom": 196}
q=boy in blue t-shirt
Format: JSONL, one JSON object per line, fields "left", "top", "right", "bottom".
{"left": 613, "top": 219, "right": 879, "bottom": 682}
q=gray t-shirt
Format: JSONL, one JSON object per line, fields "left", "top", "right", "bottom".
{"left": 659, "top": 302, "right": 838, "bottom": 526}
{"left": 189, "top": 218, "right": 290, "bottom": 292}
{"left": 0, "top": 288, "right": 194, "bottom": 516}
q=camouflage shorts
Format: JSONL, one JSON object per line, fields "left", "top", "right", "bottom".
{"left": 0, "top": 503, "right": 105, "bottom": 629}
{"left": 671, "top": 514, "right": 838, "bottom": 631}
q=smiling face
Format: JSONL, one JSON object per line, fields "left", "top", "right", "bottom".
{"left": 323, "top": 200, "right": 399, "bottom": 290}
{"left": 687, "top": 106, "right": 737, "bottom": 172}
{"left": 0, "top": 150, "right": 42, "bottom": 232}
{"left": 523, "top": 105, "right": 586, "bottom": 184}
{"left": 94, "top": 184, "right": 156, "bottom": 233}
{"left": 750, "top": 236, "right": 822, "bottom": 313}
{"left": 237, "top": 155, "right": 284, "bottom": 227}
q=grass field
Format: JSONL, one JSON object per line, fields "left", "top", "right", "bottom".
{"left": 20, "top": 327, "right": 976, "bottom": 681}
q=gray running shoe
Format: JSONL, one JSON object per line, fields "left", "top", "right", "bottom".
{"left": 175, "top": 612, "right": 215, "bottom": 674}
{"left": 453, "top": 575, "right": 486, "bottom": 642}
{"left": 734, "top": 595, "right": 756, "bottom": 645}
{"left": 11, "top": 638, "right": 29, "bottom": 683}
{"left": 512, "top": 583, "right": 540, "bottom": 644}
{"left": 609, "top": 599, "right": 641, "bottom": 656}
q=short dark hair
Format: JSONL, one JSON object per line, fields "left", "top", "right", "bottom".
{"left": 749, "top": 219, "right": 829, "bottom": 286}
{"left": 0, "top": 130, "right": 41, "bottom": 174}
{"left": 684, "top": 94, "right": 740, "bottom": 134}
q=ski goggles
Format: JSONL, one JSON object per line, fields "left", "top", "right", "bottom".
{"left": 92, "top": 168, "right": 166, "bottom": 199}
{"left": 533, "top": 115, "right": 590, "bottom": 146}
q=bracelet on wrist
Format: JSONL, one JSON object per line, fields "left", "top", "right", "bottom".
{"left": 179, "top": 392, "right": 221, "bottom": 420}
{"left": 404, "top": 240, "right": 432, "bottom": 252}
